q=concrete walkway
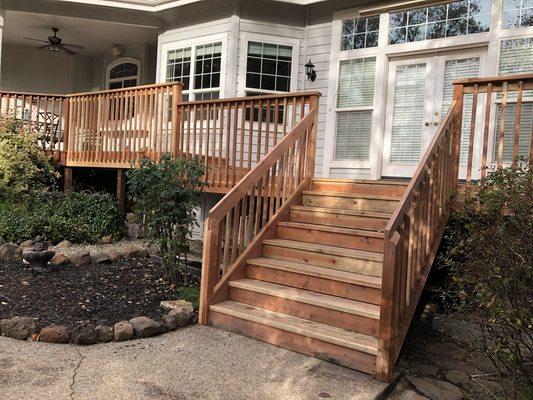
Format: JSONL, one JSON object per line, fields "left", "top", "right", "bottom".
{"left": 0, "top": 325, "right": 387, "bottom": 400}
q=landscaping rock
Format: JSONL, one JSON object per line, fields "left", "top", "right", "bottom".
{"left": 398, "top": 389, "right": 429, "bottom": 400}
{"left": 114, "top": 321, "right": 134, "bottom": 342}
{"left": 21, "top": 239, "right": 50, "bottom": 252}
{"left": 92, "top": 252, "right": 111, "bottom": 264}
{"left": 55, "top": 240, "right": 72, "bottom": 249}
{"left": 106, "top": 250, "right": 122, "bottom": 262}
{"left": 22, "top": 250, "right": 55, "bottom": 270}
{"left": 150, "top": 254, "right": 163, "bottom": 265}
{"left": 49, "top": 253, "right": 70, "bottom": 267}
{"left": 38, "top": 325, "right": 70, "bottom": 343}
{"left": 160, "top": 299, "right": 194, "bottom": 313}
{"left": 123, "top": 245, "right": 148, "bottom": 259}
{"left": 96, "top": 325, "right": 114, "bottom": 343}
{"left": 444, "top": 370, "right": 471, "bottom": 387}
{"left": 161, "top": 308, "right": 193, "bottom": 330}
{"left": 71, "top": 322, "right": 97, "bottom": 345}
{"left": 406, "top": 376, "right": 463, "bottom": 400}
{"left": 0, "top": 237, "right": 5, "bottom": 246}
{"left": 407, "top": 362, "right": 439, "bottom": 377}
{"left": 148, "top": 245, "right": 161, "bottom": 255}
{"left": 129, "top": 316, "right": 165, "bottom": 338}
{"left": 20, "top": 239, "right": 35, "bottom": 248}
{"left": 423, "top": 342, "right": 466, "bottom": 360}
{"left": 70, "top": 250, "right": 92, "bottom": 267}
{"left": 0, "top": 317, "right": 36, "bottom": 340}
{"left": 100, "top": 235, "right": 114, "bottom": 244}
{"left": 0, "top": 243, "right": 22, "bottom": 262}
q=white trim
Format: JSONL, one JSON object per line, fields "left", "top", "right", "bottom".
{"left": 105, "top": 57, "right": 142, "bottom": 89}
{"left": 159, "top": 32, "right": 229, "bottom": 100}
{"left": 237, "top": 31, "right": 301, "bottom": 97}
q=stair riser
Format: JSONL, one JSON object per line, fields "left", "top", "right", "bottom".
{"left": 290, "top": 209, "right": 388, "bottom": 231}
{"left": 230, "top": 287, "right": 379, "bottom": 336}
{"left": 303, "top": 195, "right": 399, "bottom": 213}
{"left": 277, "top": 224, "right": 384, "bottom": 253}
{"left": 262, "top": 244, "right": 383, "bottom": 277}
{"left": 312, "top": 181, "right": 406, "bottom": 197}
{"left": 209, "top": 311, "right": 377, "bottom": 374}
{"left": 246, "top": 264, "right": 381, "bottom": 304}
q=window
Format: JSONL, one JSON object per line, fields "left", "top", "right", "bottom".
{"left": 166, "top": 42, "right": 222, "bottom": 100}
{"left": 389, "top": 0, "right": 491, "bottom": 44}
{"left": 503, "top": 0, "right": 533, "bottom": 29}
{"left": 335, "top": 57, "right": 376, "bottom": 161}
{"left": 245, "top": 42, "right": 292, "bottom": 93}
{"left": 107, "top": 59, "right": 140, "bottom": 90}
{"left": 341, "top": 16, "right": 380, "bottom": 50}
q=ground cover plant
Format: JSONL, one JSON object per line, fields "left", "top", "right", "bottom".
{"left": 442, "top": 161, "right": 533, "bottom": 400}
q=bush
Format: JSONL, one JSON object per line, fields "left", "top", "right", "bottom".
{"left": 442, "top": 161, "right": 532, "bottom": 400}
{"left": 0, "top": 191, "right": 123, "bottom": 244}
{"left": 0, "top": 117, "right": 58, "bottom": 197}
{"left": 127, "top": 155, "right": 205, "bottom": 285}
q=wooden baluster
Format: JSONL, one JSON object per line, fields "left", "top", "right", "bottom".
{"left": 481, "top": 83, "right": 493, "bottom": 178}
{"left": 193, "top": 104, "right": 198, "bottom": 160}
{"left": 497, "top": 82, "right": 508, "bottom": 169}
{"left": 239, "top": 101, "right": 246, "bottom": 182}
{"left": 231, "top": 102, "right": 239, "bottom": 186}
{"left": 512, "top": 81, "right": 523, "bottom": 166}
{"left": 217, "top": 103, "right": 224, "bottom": 187}
{"left": 256, "top": 100, "right": 263, "bottom": 165}
{"left": 247, "top": 101, "right": 254, "bottom": 172}
{"left": 230, "top": 200, "right": 241, "bottom": 263}
{"left": 466, "top": 84, "right": 478, "bottom": 182}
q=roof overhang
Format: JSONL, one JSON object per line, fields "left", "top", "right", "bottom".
{"left": 54, "top": 0, "right": 327, "bottom": 12}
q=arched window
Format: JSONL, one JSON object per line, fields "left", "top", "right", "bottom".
{"left": 106, "top": 58, "right": 141, "bottom": 90}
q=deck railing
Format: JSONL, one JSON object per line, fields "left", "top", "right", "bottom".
{"left": 199, "top": 93, "right": 319, "bottom": 323}
{"left": 0, "top": 90, "right": 68, "bottom": 160}
{"left": 376, "top": 73, "right": 533, "bottom": 381}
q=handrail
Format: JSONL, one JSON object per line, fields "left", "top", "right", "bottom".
{"left": 66, "top": 82, "right": 182, "bottom": 97}
{"left": 177, "top": 91, "right": 321, "bottom": 106}
{"left": 199, "top": 94, "right": 319, "bottom": 324}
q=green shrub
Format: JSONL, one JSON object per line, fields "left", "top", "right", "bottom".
{"left": 0, "top": 117, "right": 58, "bottom": 197}
{"left": 127, "top": 155, "right": 205, "bottom": 284}
{"left": 442, "top": 161, "right": 532, "bottom": 400}
{"left": 0, "top": 191, "right": 122, "bottom": 244}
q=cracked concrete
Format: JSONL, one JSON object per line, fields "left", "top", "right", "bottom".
{"left": 0, "top": 325, "right": 387, "bottom": 400}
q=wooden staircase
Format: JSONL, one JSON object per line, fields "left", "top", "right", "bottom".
{"left": 208, "top": 179, "right": 407, "bottom": 375}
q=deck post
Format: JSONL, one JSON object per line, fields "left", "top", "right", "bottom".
{"left": 63, "top": 167, "right": 73, "bottom": 192}
{"left": 171, "top": 84, "right": 182, "bottom": 157}
{"left": 116, "top": 169, "right": 126, "bottom": 215}
{"left": 305, "top": 95, "right": 319, "bottom": 180}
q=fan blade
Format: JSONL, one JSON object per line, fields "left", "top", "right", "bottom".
{"left": 36, "top": 44, "right": 49, "bottom": 49}
{"left": 61, "top": 43, "right": 85, "bottom": 50}
{"left": 23, "top": 37, "right": 49, "bottom": 43}
{"left": 61, "top": 46, "right": 76, "bottom": 55}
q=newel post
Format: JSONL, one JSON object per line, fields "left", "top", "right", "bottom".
{"left": 376, "top": 231, "right": 401, "bottom": 382}
{"left": 199, "top": 216, "right": 221, "bottom": 325}
{"left": 305, "top": 95, "right": 319, "bottom": 179}
{"left": 452, "top": 84, "right": 464, "bottom": 189}
{"left": 172, "top": 84, "right": 182, "bottom": 158}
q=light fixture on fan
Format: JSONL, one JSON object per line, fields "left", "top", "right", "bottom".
{"left": 23, "top": 27, "right": 84, "bottom": 55}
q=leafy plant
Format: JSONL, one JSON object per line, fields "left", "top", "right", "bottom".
{"left": 179, "top": 286, "right": 200, "bottom": 311}
{"left": 442, "top": 160, "right": 532, "bottom": 400}
{"left": 127, "top": 155, "right": 205, "bottom": 285}
{"left": 0, "top": 117, "right": 58, "bottom": 197}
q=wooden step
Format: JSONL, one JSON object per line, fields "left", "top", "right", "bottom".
{"left": 312, "top": 178, "right": 408, "bottom": 197}
{"left": 290, "top": 205, "right": 390, "bottom": 232}
{"left": 209, "top": 301, "right": 378, "bottom": 373}
{"left": 262, "top": 239, "right": 383, "bottom": 277}
{"left": 246, "top": 257, "right": 382, "bottom": 304}
{"left": 302, "top": 190, "right": 400, "bottom": 213}
{"left": 229, "top": 279, "right": 380, "bottom": 335}
{"left": 277, "top": 221, "right": 385, "bottom": 252}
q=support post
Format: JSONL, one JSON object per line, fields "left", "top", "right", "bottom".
{"left": 117, "top": 169, "right": 126, "bottom": 215}
{"left": 64, "top": 167, "right": 73, "bottom": 192}
{"left": 305, "top": 95, "right": 319, "bottom": 180}
{"left": 172, "top": 84, "right": 182, "bottom": 157}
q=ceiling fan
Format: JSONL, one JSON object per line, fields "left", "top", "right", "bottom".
{"left": 23, "top": 27, "right": 85, "bottom": 55}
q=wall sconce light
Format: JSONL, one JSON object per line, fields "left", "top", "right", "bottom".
{"left": 112, "top": 44, "right": 122, "bottom": 58}
{"left": 305, "top": 60, "right": 317, "bottom": 82}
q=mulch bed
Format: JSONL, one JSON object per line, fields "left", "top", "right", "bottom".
{"left": 0, "top": 258, "right": 198, "bottom": 330}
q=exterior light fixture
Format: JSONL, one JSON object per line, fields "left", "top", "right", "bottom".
{"left": 305, "top": 60, "right": 316, "bottom": 82}
{"left": 49, "top": 44, "right": 60, "bottom": 53}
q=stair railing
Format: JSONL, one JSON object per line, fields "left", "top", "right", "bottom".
{"left": 199, "top": 93, "right": 319, "bottom": 324}
{"left": 376, "top": 73, "right": 533, "bottom": 381}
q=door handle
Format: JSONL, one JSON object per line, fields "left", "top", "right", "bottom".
{"left": 433, "top": 121, "right": 439, "bottom": 126}
{"left": 424, "top": 121, "right": 430, "bottom": 126}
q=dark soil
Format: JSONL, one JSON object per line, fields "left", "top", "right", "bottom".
{"left": 0, "top": 258, "right": 199, "bottom": 330}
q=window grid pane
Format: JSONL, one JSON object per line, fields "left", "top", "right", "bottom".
{"left": 337, "top": 57, "right": 376, "bottom": 108}
{"left": 194, "top": 42, "right": 222, "bottom": 90}
{"left": 166, "top": 47, "right": 192, "bottom": 90}
{"left": 503, "top": 0, "right": 533, "bottom": 29}
{"left": 335, "top": 111, "right": 373, "bottom": 160}
{"left": 389, "top": 0, "right": 491, "bottom": 44}
{"left": 341, "top": 16, "right": 380, "bottom": 50}
{"left": 245, "top": 41, "right": 292, "bottom": 92}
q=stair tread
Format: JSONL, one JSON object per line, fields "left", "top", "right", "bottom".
{"left": 263, "top": 239, "right": 384, "bottom": 262}
{"left": 312, "top": 178, "right": 409, "bottom": 186}
{"left": 291, "top": 205, "right": 392, "bottom": 219}
{"left": 210, "top": 300, "right": 379, "bottom": 355}
{"left": 277, "top": 221, "right": 385, "bottom": 238}
{"left": 230, "top": 278, "right": 380, "bottom": 319}
{"left": 247, "top": 257, "right": 382, "bottom": 288}
{"left": 303, "top": 190, "right": 401, "bottom": 201}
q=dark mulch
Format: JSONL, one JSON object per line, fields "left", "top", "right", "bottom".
{"left": 0, "top": 258, "right": 198, "bottom": 330}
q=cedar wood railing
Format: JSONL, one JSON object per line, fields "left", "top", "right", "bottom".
{"left": 376, "top": 73, "right": 533, "bottom": 380}
{"left": 198, "top": 93, "right": 319, "bottom": 323}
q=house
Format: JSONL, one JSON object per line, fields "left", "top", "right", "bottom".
{"left": 0, "top": 0, "right": 531, "bottom": 381}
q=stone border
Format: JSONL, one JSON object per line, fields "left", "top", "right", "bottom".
{"left": 0, "top": 300, "right": 197, "bottom": 345}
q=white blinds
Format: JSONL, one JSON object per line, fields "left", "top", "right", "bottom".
{"left": 335, "top": 57, "right": 376, "bottom": 161}
{"left": 390, "top": 63, "right": 427, "bottom": 164}
{"left": 499, "top": 37, "right": 533, "bottom": 75}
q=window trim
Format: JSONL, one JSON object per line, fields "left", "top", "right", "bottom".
{"left": 105, "top": 57, "right": 141, "bottom": 90}
{"left": 159, "top": 33, "right": 228, "bottom": 100}
{"left": 238, "top": 32, "right": 300, "bottom": 97}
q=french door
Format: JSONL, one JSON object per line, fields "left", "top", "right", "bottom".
{"left": 382, "top": 48, "right": 486, "bottom": 178}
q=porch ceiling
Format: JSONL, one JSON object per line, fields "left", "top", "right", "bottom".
{"left": 2, "top": 11, "right": 158, "bottom": 57}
